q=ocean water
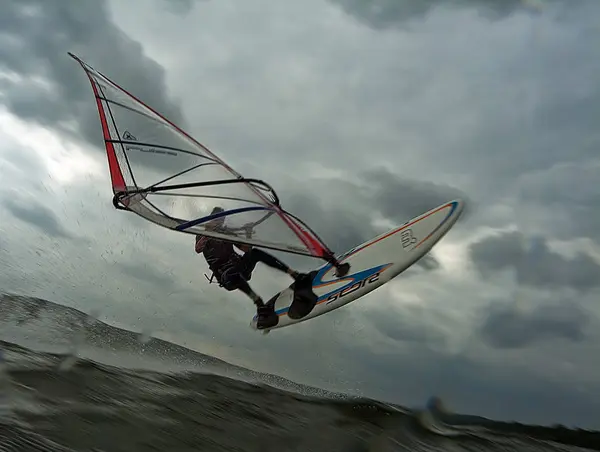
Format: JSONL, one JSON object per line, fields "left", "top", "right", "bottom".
{"left": 1, "top": 293, "right": 598, "bottom": 452}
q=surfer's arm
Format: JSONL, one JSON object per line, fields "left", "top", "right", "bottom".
{"left": 232, "top": 223, "right": 253, "bottom": 252}
{"left": 235, "top": 243, "right": 252, "bottom": 252}
{"left": 195, "top": 235, "right": 207, "bottom": 253}
{"left": 202, "top": 224, "right": 253, "bottom": 252}
{"left": 220, "top": 223, "right": 253, "bottom": 250}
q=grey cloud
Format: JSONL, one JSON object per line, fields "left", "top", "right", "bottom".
{"left": 1, "top": 144, "right": 47, "bottom": 181}
{"left": 344, "top": 341, "right": 600, "bottom": 428}
{"left": 116, "top": 261, "right": 176, "bottom": 290}
{"left": 328, "top": 0, "right": 557, "bottom": 30}
{"left": 0, "top": 134, "right": 51, "bottom": 201}
{"left": 417, "top": 254, "right": 439, "bottom": 270}
{"left": 365, "top": 304, "right": 447, "bottom": 345}
{"left": 315, "top": 0, "right": 600, "bottom": 221}
{"left": 3, "top": 197, "right": 72, "bottom": 239}
{"left": 470, "top": 231, "right": 600, "bottom": 292}
{"left": 162, "top": 0, "right": 196, "bottom": 15}
{"left": 0, "top": 0, "right": 185, "bottom": 155}
{"left": 515, "top": 161, "right": 600, "bottom": 243}
{"left": 457, "top": 53, "right": 600, "bottom": 196}
{"left": 478, "top": 300, "right": 591, "bottom": 349}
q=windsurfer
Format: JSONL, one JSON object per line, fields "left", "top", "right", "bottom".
{"left": 195, "top": 207, "right": 308, "bottom": 327}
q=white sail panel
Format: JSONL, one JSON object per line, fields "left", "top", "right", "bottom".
{"left": 69, "top": 52, "right": 333, "bottom": 259}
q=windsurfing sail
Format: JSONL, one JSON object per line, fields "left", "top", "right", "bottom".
{"left": 68, "top": 52, "right": 337, "bottom": 261}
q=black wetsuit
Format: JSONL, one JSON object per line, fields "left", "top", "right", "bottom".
{"left": 198, "top": 235, "right": 292, "bottom": 295}
{"left": 202, "top": 239, "right": 243, "bottom": 281}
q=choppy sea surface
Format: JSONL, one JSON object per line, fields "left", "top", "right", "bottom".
{"left": 1, "top": 292, "right": 599, "bottom": 452}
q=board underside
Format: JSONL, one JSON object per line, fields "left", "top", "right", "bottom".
{"left": 250, "top": 199, "right": 464, "bottom": 333}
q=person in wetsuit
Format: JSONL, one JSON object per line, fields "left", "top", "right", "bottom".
{"left": 195, "top": 207, "right": 306, "bottom": 324}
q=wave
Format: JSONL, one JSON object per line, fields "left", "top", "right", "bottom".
{"left": 1, "top": 292, "right": 600, "bottom": 451}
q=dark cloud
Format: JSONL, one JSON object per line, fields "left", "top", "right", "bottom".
{"left": 360, "top": 167, "right": 468, "bottom": 224}
{"left": 328, "top": 0, "right": 556, "bottom": 30}
{"left": 478, "top": 299, "right": 591, "bottom": 349}
{"left": 269, "top": 189, "right": 376, "bottom": 272}
{"left": 0, "top": 0, "right": 185, "bottom": 154}
{"left": 3, "top": 197, "right": 72, "bottom": 239}
{"left": 286, "top": 191, "right": 371, "bottom": 255}
{"left": 470, "top": 231, "right": 524, "bottom": 271}
{"left": 470, "top": 231, "right": 600, "bottom": 292}
{"left": 280, "top": 167, "right": 465, "bottom": 270}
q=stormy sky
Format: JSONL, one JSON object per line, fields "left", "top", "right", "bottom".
{"left": 1, "top": 0, "right": 599, "bottom": 429}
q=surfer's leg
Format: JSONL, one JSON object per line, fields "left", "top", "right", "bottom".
{"left": 223, "top": 252, "right": 287, "bottom": 330}
{"left": 219, "top": 266, "right": 264, "bottom": 307}
{"left": 242, "top": 248, "right": 301, "bottom": 279}
{"left": 236, "top": 280, "right": 264, "bottom": 307}
{"left": 236, "top": 280, "right": 279, "bottom": 328}
{"left": 234, "top": 278, "right": 278, "bottom": 327}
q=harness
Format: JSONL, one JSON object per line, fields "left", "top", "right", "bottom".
{"left": 204, "top": 272, "right": 218, "bottom": 285}
{"left": 197, "top": 234, "right": 243, "bottom": 288}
